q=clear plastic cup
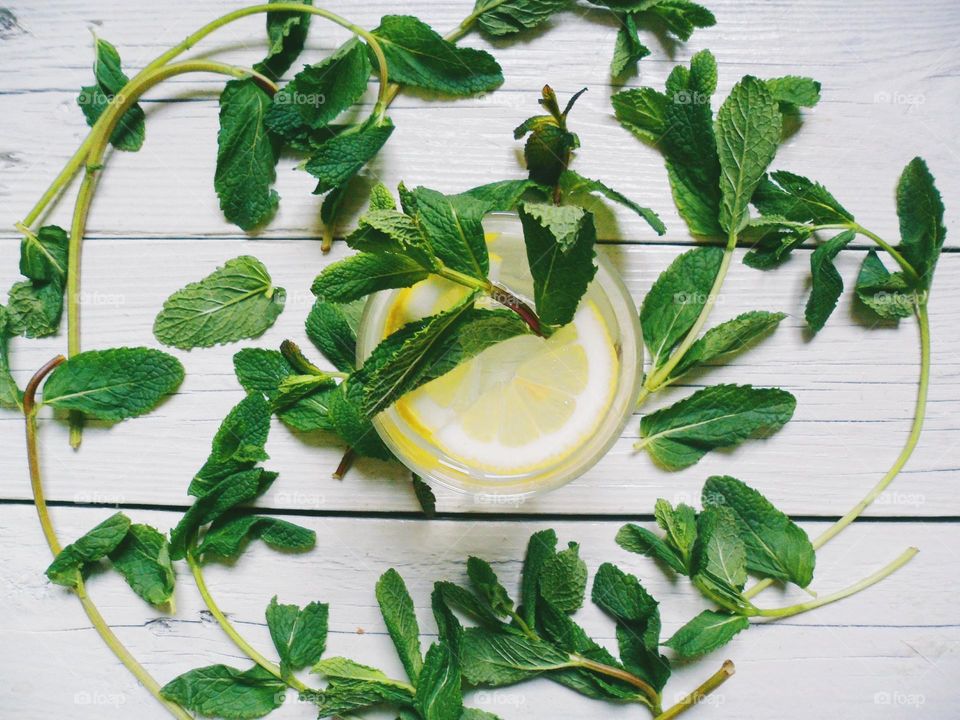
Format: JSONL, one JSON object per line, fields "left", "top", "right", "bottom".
{"left": 356, "top": 213, "right": 642, "bottom": 498}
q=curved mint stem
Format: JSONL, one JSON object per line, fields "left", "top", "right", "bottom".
{"left": 653, "top": 660, "right": 735, "bottom": 720}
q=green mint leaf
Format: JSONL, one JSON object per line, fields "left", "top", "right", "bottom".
{"left": 764, "top": 76, "right": 822, "bottom": 110}
{"left": 304, "top": 119, "right": 395, "bottom": 195}
{"left": 191, "top": 393, "right": 272, "bottom": 496}
{"left": 370, "top": 15, "right": 503, "bottom": 95}
{"left": 461, "top": 179, "right": 544, "bottom": 209}
{"left": 664, "top": 610, "right": 749, "bottom": 659}
{"left": 198, "top": 512, "right": 315, "bottom": 559}
{"left": 160, "top": 664, "right": 285, "bottom": 720}
{"left": 233, "top": 348, "right": 295, "bottom": 400}
{"left": 153, "top": 256, "right": 285, "bottom": 350}
{"left": 520, "top": 528, "right": 558, "bottom": 627}
{"left": 611, "top": 13, "right": 650, "bottom": 77}
{"left": 855, "top": 250, "right": 916, "bottom": 320}
{"left": 0, "top": 307, "right": 22, "bottom": 409}
{"left": 6, "top": 280, "right": 64, "bottom": 338}
{"left": 415, "top": 643, "right": 464, "bottom": 720}
{"left": 326, "top": 381, "right": 393, "bottom": 459}
{"left": 896, "top": 157, "right": 946, "bottom": 289}
{"left": 467, "top": 557, "right": 515, "bottom": 617}
{"left": 345, "top": 208, "right": 438, "bottom": 271}
{"left": 376, "top": 568, "right": 424, "bottom": 683}
{"left": 45, "top": 512, "right": 131, "bottom": 588}
{"left": 615, "top": 524, "right": 687, "bottom": 574}
{"left": 369, "top": 182, "right": 398, "bottom": 210}
{"left": 473, "top": 0, "right": 569, "bottom": 37}
{"left": 402, "top": 185, "right": 491, "bottom": 279}
{"left": 638, "top": 384, "right": 797, "bottom": 470}
{"left": 266, "top": 39, "right": 371, "bottom": 137}
{"left": 806, "top": 229, "right": 856, "bottom": 332}
{"left": 275, "top": 373, "right": 336, "bottom": 409}
{"left": 266, "top": 596, "right": 329, "bottom": 673}
{"left": 460, "top": 709, "right": 504, "bottom": 720}
{"left": 312, "top": 251, "right": 429, "bottom": 304}
{"left": 591, "top": 563, "right": 659, "bottom": 635}
{"left": 313, "top": 657, "right": 412, "bottom": 689}
{"left": 691, "top": 506, "right": 750, "bottom": 611}
{"left": 539, "top": 542, "right": 588, "bottom": 614}
{"left": 519, "top": 202, "right": 598, "bottom": 327}
{"left": 216, "top": 78, "right": 281, "bottom": 231}
{"left": 461, "top": 628, "right": 572, "bottom": 686}
{"left": 432, "top": 583, "right": 465, "bottom": 652}
{"left": 716, "top": 76, "right": 782, "bottom": 234}
{"left": 412, "top": 475, "right": 438, "bottom": 517}
{"left": 655, "top": 498, "right": 699, "bottom": 562}
{"left": 742, "top": 226, "right": 811, "bottom": 268}
{"left": 77, "top": 38, "right": 145, "bottom": 152}
{"left": 752, "top": 170, "right": 853, "bottom": 225}
{"left": 108, "top": 523, "right": 175, "bottom": 607}
{"left": 669, "top": 310, "right": 787, "bottom": 380}
{"left": 645, "top": 0, "right": 716, "bottom": 41}
{"left": 558, "top": 170, "right": 665, "bottom": 234}
{"left": 611, "top": 87, "right": 668, "bottom": 144}
{"left": 42, "top": 347, "right": 184, "bottom": 421}
{"left": 435, "top": 581, "right": 507, "bottom": 630}
{"left": 255, "top": 0, "right": 313, "bottom": 81}
{"left": 515, "top": 117, "right": 579, "bottom": 187}
{"left": 702, "top": 475, "right": 816, "bottom": 587}
{"left": 315, "top": 678, "right": 415, "bottom": 716}
{"left": 640, "top": 246, "right": 724, "bottom": 370}
{"left": 278, "top": 385, "right": 338, "bottom": 433}
{"left": 20, "top": 225, "right": 68, "bottom": 284}
{"left": 171, "top": 467, "right": 276, "bottom": 560}
{"left": 355, "top": 301, "right": 528, "bottom": 417}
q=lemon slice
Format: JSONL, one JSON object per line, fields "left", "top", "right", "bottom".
{"left": 393, "top": 299, "right": 619, "bottom": 475}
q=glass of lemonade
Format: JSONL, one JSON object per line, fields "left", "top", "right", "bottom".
{"left": 356, "top": 213, "right": 642, "bottom": 498}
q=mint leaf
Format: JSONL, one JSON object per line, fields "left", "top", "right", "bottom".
{"left": 161, "top": 664, "right": 285, "bottom": 719}
{"left": 191, "top": 393, "right": 272, "bottom": 496}
{"left": 669, "top": 310, "right": 787, "bottom": 380}
{"left": 539, "top": 543, "right": 588, "bottom": 613}
{"left": 467, "top": 557, "right": 514, "bottom": 617}
{"left": 640, "top": 246, "right": 724, "bottom": 370}
{"left": 611, "top": 13, "right": 649, "bottom": 77}
{"left": 664, "top": 610, "right": 749, "bottom": 659}
{"left": 638, "top": 384, "right": 797, "bottom": 470}
{"left": 520, "top": 529, "right": 558, "bottom": 627}
{"left": 78, "top": 38, "right": 145, "bottom": 152}
{"left": 267, "top": 39, "right": 371, "bottom": 137}
{"left": 742, "top": 226, "right": 811, "bottom": 268}
{"left": 266, "top": 596, "right": 329, "bottom": 673}
{"left": 463, "top": 179, "right": 545, "bottom": 210}
{"left": 415, "top": 643, "right": 463, "bottom": 720}
{"left": 305, "top": 120, "right": 395, "bottom": 195}
{"left": 370, "top": 182, "right": 398, "bottom": 210}
{"left": 345, "top": 208, "right": 438, "bottom": 271}
{"left": 313, "top": 657, "right": 412, "bottom": 688}
{"left": 473, "top": 0, "right": 569, "bottom": 37}
{"left": 806, "top": 229, "right": 856, "bottom": 332}
{"left": 370, "top": 15, "right": 503, "bottom": 95}
{"left": 255, "top": 0, "right": 313, "bottom": 81}
{"left": 645, "top": 0, "right": 716, "bottom": 40}
{"left": 216, "top": 79, "right": 281, "bottom": 231}
{"left": 461, "top": 628, "right": 572, "bottom": 686}
{"left": 108, "top": 523, "right": 175, "bottom": 607}
{"left": 6, "top": 280, "right": 64, "bottom": 338}
{"left": 233, "top": 348, "right": 295, "bottom": 400}
{"left": 752, "top": 170, "right": 853, "bottom": 225}
{"left": 198, "top": 512, "right": 315, "bottom": 559}
{"left": 278, "top": 386, "right": 338, "bottom": 433}
{"left": 312, "top": 252, "right": 429, "bottom": 303}
{"left": 611, "top": 86, "right": 668, "bottom": 144}
{"left": 702, "top": 475, "right": 816, "bottom": 587}
{"left": 42, "top": 347, "right": 184, "bottom": 421}
{"left": 654, "top": 498, "right": 698, "bottom": 562}
{"left": 402, "top": 186, "right": 491, "bottom": 279}
{"left": 519, "top": 202, "right": 598, "bottom": 327}
{"left": 896, "top": 157, "right": 946, "bottom": 289}
{"left": 764, "top": 76, "right": 822, "bottom": 110}
{"left": 326, "top": 381, "right": 393, "bottom": 459}
{"left": 615, "top": 524, "right": 687, "bottom": 574}
{"left": 376, "top": 569, "right": 424, "bottom": 683}
{"left": 0, "top": 306, "right": 22, "bottom": 409}
{"left": 435, "top": 581, "right": 506, "bottom": 630}
{"left": 315, "top": 679, "right": 415, "bottom": 715}
{"left": 691, "top": 506, "right": 750, "bottom": 612}
{"left": 45, "top": 512, "right": 131, "bottom": 588}
{"left": 558, "top": 170, "right": 665, "bottom": 234}
{"left": 20, "top": 225, "right": 68, "bottom": 283}
{"left": 515, "top": 115, "right": 579, "bottom": 187}
{"left": 855, "top": 250, "right": 915, "bottom": 320}
{"left": 153, "top": 256, "right": 285, "bottom": 350}
{"left": 412, "top": 475, "right": 437, "bottom": 518}
{"left": 716, "top": 76, "right": 782, "bottom": 234}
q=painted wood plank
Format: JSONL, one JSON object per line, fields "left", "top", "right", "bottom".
{"left": 1, "top": 506, "right": 956, "bottom": 719}
{"left": 0, "top": 241, "right": 955, "bottom": 516}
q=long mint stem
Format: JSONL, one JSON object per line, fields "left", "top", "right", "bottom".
{"left": 653, "top": 660, "right": 735, "bottom": 720}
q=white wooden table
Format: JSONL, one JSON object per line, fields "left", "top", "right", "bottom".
{"left": 1, "top": 1, "right": 958, "bottom": 718}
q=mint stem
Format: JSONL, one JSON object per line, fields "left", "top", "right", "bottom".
{"left": 653, "top": 660, "right": 735, "bottom": 720}
{"left": 333, "top": 447, "right": 356, "bottom": 480}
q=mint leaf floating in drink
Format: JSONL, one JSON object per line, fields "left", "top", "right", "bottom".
{"left": 154, "top": 256, "right": 285, "bottom": 350}
{"left": 369, "top": 15, "right": 503, "bottom": 95}
{"left": 77, "top": 37, "right": 145, "bottom": 152}
{"left": 637, "top": 384, "right": 796, "bottom": 470}
{"left": 45, "top": 512, "right": 132, "bottom": 588}
{"left": 41, "top": 347, "right": 184, "bottom": 421}
{"left": 161, "top": 664, "right": 286, "bottom": 719}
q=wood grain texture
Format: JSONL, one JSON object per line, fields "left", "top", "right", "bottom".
{"left": 1, "top": 506, "right": 956, "bottom": 719}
